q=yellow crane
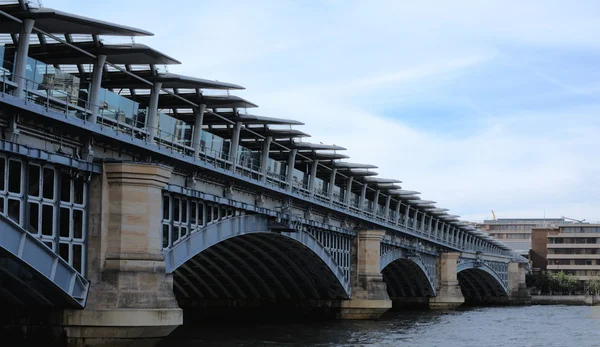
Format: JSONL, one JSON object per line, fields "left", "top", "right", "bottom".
{"left": 491, "top": 210, "right": 497, "bottom": 220}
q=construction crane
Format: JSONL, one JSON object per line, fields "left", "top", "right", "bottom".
{"left": 491, "top": 210, "right": 496, "bottom": 220}
{"left": 561, "top": 216, "right": 586, "bottom": 223}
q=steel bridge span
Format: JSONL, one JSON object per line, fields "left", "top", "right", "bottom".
{"left": 0, "top": 1, "right": 530, "bottom": 346}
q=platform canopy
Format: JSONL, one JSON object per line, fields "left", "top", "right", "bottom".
{"left": 135, "top": 93, "right": 257, "bottom": 109}
{"left": 100, "top": 71, "right": 244, "bottom": 90}
{"left": 15, "top": 42, "right": 179, "bottom": 65}
{"left": 0, "top": 4, "right": 152, "bottom": 36}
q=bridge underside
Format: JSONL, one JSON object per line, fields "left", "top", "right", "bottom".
{"left": 381, "top": 259, "right": 435, "bottom": 309}
{"left": 458, "top": 268, "right": 508, "bottom": 305}
{"left": 173, "top": 232, "right": 349, "bottom": 317}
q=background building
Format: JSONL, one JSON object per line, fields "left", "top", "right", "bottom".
{"left": 478, "top": 218, "right": 571, "bottom": 257}
{"left": 531, "top": 224, "right": 600, "bottom": 282}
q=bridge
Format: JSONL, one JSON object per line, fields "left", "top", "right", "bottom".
{"left": 0, "top": 1, "right": 530, "bottom": 346}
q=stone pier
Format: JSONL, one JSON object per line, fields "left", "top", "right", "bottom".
{"left": 429, "top": 252, "right": 465, "bottom": 309}
{"left": 338, "top": 230, "right": 392, "bottom": 319}
{"left": 58, "top": 162, "right": 182, "bottom": 346}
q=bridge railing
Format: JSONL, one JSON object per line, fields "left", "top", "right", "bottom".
{"left": 0, "top": 71, "right": 514, "bottom": 258}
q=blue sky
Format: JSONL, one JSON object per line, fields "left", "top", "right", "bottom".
{"left": 54, "top": 0, "right": 600, "bottom": 222}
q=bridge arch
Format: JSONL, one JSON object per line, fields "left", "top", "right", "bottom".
{"left": 380, "top": 248, "right": 436, "bottom": 297}
{"left": 164, "top": 214, "right": 351, "bottom": 300}
{"left": 457, "top": 260, "right": 508, "bottom": 300}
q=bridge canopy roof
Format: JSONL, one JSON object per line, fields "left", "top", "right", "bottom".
{"left": 17, "top": 42, "right": 180, "bottom": 65}
{"left": 332, "top": 162, "right": 378, "bottom": 169}
{"left": 134, "top": 93, "right": 258, "bottom": 109}
{"left": 0, "top": 4, "right": 153, "bottom": 36}
{"left": 100, "top": 71, "right": 244, "bottom": 90}
{"left": 199, "top": 113, "right": 302, "bottom": 126}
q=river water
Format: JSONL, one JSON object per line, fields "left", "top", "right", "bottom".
{"left": 161, "top": 306, "right": 600, "bottom": 347}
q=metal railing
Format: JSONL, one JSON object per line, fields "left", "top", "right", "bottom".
{"left": 0, "top": 71, "right": 513, "bottom": 258}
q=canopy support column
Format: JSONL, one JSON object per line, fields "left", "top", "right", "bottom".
{"left": 229, "top": 121, "right": 242, "bottom": 169}
{"left": 260, "top": 136, "right": 272, "bottom": 182}
{"left": 328, "top": 168, "right": 337, "bottom": 202}
{"left": 360, "top": 184, "right": 368, "bottom": 212}
{"left": 192, "top": 104, "right": 206, "bottom": 158}
{"left": 286, "top": 149, "right": 298, "bottom": 192}
{"left": 384, "top": 195, "right": 391, "bottom": 221}
{"left": 308, "top": 160, "right": 319, "bottom": 197}
{"left": 88, "top": 54, "right": 107, "bottom": 124}
{"left": 344, "top": 176, "right": 354, "bottom": 207}
{"left": 13, "top": 19, "right": 34, "bottom": 99}
{"left": 146, "top": 81, "right": 163, "bottom": 144}
{"left": 394, "top": 201, "right": 401, "bottom": 225}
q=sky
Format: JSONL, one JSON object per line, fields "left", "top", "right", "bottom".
{"left": 51, "top": 0, "right": 600, "bottom": 222}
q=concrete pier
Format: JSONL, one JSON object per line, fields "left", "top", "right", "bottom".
{"left": 339, "top": 230, "right": 392, "bottom": 319}
{"left": 429, "top": 252, "right": 465, "bottom": 309}
{"left": 59, "top": 163, "right": 182, "bottom": 346}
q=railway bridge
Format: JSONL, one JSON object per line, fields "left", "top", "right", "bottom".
{"left": 0, "top": 1, "right": 530, "bottom": 346}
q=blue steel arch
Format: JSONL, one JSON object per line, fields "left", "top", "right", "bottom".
{"left": 457, "top": 260, "right": 509, "bottom": 296}
{"left": 0, "top": 214, "right": 89, "bottom": 308}
{"left": 380, "top": 248, "right": 436, "bottom": 297}
{"left": 164, "top": 214, "right": 351, "bottom": 297}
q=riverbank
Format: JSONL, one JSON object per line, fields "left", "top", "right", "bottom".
{"left": 531, "top": 295, "right": 600, "bottom": 306}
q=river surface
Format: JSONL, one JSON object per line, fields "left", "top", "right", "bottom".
{"left": 161, "top": 306, "right": 600, "bottom": 347}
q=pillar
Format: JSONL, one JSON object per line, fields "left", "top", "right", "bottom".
{"left": 260, "top": 136, "right": 272, "bottom": 182}
{"left": 328, "top": 168, "right": 337, "bottom": 202}
{"left": 192, "top": 104, "right": 206, "bottom": 158}
{"left": 88, "top": 54, "right": 107, "bottom": 123}
{"left": 59, "top": 162, "right": 182, "bottom": 346}
{"left": 359, "top": 183, "right": 367, "bottom": 211}
{"left": 285, "top": 149, "right": 297, "bottom": 192}
{"left": 507, "top": 262, "right": 532, "bottom": 305}
{"left": 394, "top": 201, "right": 401, "bottom": 224}
{"left": 384, "top": 195, "right": 391, "bottom": 221}
{"left": 13, "top": 19, "right": 34, "bottom": 99}
{"left": 229, "top": 121, "right": 242, "bottom": 168}
{"left": 146, "top": 81, "right": 163, "bottom": 144}
{"left": 429, "top": 252, "right": 465, "bottom": 309}
{"left": 339, "top": 229, "right": 391, "bottom": 319}
{"left": 344, "top": 176, "right": 354, "bottom": 206}
{"left": 308, "top": 159, "right": 319, "bottom": 196}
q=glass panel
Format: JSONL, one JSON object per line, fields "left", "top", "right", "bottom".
{"left": 181, "top": 200, "right": 188, "bottom": 222}
{"left": 60, "top": 172, "right": 71, "bottom": 202}
{"left": 162, "top": 195, "right": 169, "bottom": 220}
{"left": 190, "top": 202, "right": 197, "bottom": 225}
{"left": 42, "top": 168, "right": 55, "bottom": 200}
{"left": 0, "top": 157, "right": 5, "bottom": 191}
{"left": 28, "top": 164, "right": 41, "bottom": 197}
{"left": 8, "top": 160, "right": 21, "bottom": 194}
{"left": 73, "top": 209, "right": 83, "bottom": 239}
{"left": 198, "top": 203, "right": 204, "bottom": 226}
{"left": 59, "top": 243, "right": 69, "bottom": 262}
{"left": 60, "top": 207, "right": 70, "bottom": 237}
{"left": 173, "top": 198, "right": 180, "bottom": 222}
{"left": 42, "top": 204, "right": 54, "bottom": 236}
{"left": 162, "top": 224, "right": 170, "bottom": 248}
{"left": 74, "top": 176, "right": 85, "bottom": 204}
{"left": 28, "top": 202, "right": 39, "bottom": 234}
{"left": 7, "top": 199, "right": 20, "bottom": 225}
{"left": 72, "top": 244, "right": 83, "bottom": 273}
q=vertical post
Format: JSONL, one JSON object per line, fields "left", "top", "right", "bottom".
{"left": 328, "top": 168, "right": 337, "bottom": 202}
{"left": 384, "top": 195, "right": 391, "bottom": 221}
{"left": 404, "top": 205, "right": 410, "bottom": 226}
{"left": 344, "top": 176, "right": 354, "bottom": 206}
{"left": 428, "top": 216, "right": 433, "bottom": 236}
{"left": 192, "top": 104, "right": 206, "bottom": 158}
{"left": 13, "top": 19, "right": 35, "bottom": 99}
{"left": 146, "top": 81, "right": 163, "bottom": 144}
{"left": 88, "top": 54, "right": 107, "bottom": 123}
{"left": 420, "top": 212, "right": 426, "bottom": 232}
{"left": 286, "top": 149, "right": 298, "bottom": 192}
{"left": 434, "top": 219, "right": 440, "bottom": 239}
{"left": 360, "top": 183, "right": 368, "bottom": 212}
{"left": 260, "top": 136, "right": 273, "bottom": 182}
{"left": 413, "top": 210, "right": 419, "bottom": 230}
{"left": 372, "top": 189, "right": 380, "bottom": 215}
{"left": 308, "top": 159, "right": 319, "bottom": 196}
{"left": 229, "top": 121, "right": 242, "bottom": 169}
{"left": 394, "top": 201, "right": 401, "bottom": 224}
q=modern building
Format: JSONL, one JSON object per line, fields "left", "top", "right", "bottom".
{"left": 531, "top": 224, "right": 600, "bottom": 281}
{"left": 478, "top": 218, "right": 572, "bottom": 256}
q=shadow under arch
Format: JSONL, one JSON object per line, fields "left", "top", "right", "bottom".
{"left": 457, "top": 261, "right": 508, "bottom": 301}
{"left": 380, "top": 249, "right": 436, "bottom": 298}
{"left": 164, "top": 214, "right": 350, "bottom": 300}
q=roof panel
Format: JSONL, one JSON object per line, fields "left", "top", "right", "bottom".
{"left": 0, "top": 5, "right": 153, "bottom": 36}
